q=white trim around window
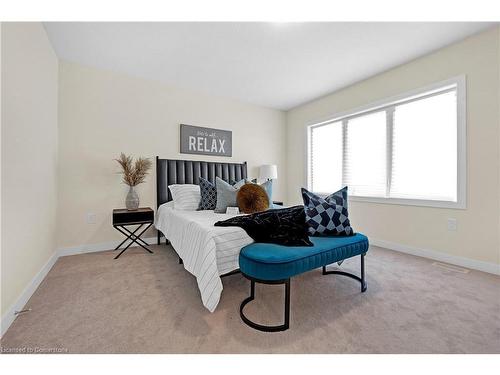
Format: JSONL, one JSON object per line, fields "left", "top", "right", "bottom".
{"left": 305, "top": 76, "right": 467, "bottom": 210}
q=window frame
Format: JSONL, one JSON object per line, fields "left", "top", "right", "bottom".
{"left": 306, "top": 76, "right": 467, "bottom": 209}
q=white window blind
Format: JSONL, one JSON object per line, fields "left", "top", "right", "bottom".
{"left": 344, "top": 111, "right": 387, "bottom": 197}
{"left": 307, "top": 77, "right": 465, "bottom": 208}
{"left": 309, "top": 121, "right": 342, "bottom": 194}
{"left": 390, "top": 90, "right": 457, "bottom": 201}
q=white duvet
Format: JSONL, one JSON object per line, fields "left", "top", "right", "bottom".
{"left": 154, "top": 204, "right": 253, "bottom": 312}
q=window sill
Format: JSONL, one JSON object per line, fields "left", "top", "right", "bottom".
{"left": 348, "top": 195, "right": 466, "bottom": 210}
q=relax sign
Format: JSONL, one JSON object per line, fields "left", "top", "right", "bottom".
{"left": 180, "top": 124, "right": 232, "bottom": 157}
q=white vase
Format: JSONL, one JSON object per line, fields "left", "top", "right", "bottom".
{"left": 126, "top": 186, "right": 139, "bottom": 210}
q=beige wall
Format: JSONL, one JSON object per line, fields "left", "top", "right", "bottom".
{"left": 287, "top": 27, "right": 500, "bottom": 266}
{"left": 0, "top": 22, "right": 3, "bottom": 319}
{"left": 1, "top": 23, "right": 59, "bottom": 316}
{"left": 498, "top": 27, "right": 500, "bottom": 267}
{"left": 57, "top": 61, "right": 286, "bottom": 249}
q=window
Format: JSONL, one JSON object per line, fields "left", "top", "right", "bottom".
{"left": 344, "top": 111, "right": 387, "bottom": 197}
{"left": 307, "top": 77, "right": 466, "bottom": 209}
{"left": 310, "top": 121, "right": 342, "bottom": 194}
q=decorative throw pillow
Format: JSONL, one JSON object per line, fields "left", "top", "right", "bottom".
{"left": 259, "top": 180, "right": 273, "bottom": 204}
{"left": 237, "top": 184, "right": 270, "bottom": 214}
{"left": 168, "top": 184, "right": 201, "bottom": 210}
{"left": 232, "top": 179, "right": 273, "bottom": 205}
{"left": 214, "top": 205, "right": 313, "bottom": 246}
{"left": 230, "top": 178, "right": 252, "bottom": 185}
{"left": 198, "top": 177, "right": 217, "bottom": 210}
{"left": 301, "top": 187, "right": 353, "bottom": 236}
{"left": 214, "top": 177, "right": 242, "bottom": 213}
{"left": 232, "top": 179, "right": 247, "bottom": 189}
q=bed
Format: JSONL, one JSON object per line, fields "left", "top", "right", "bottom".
{"left": 154, "top": 158, "right": 254, "bottom": 312}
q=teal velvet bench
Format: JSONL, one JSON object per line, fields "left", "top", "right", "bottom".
{"left": 238, "top": 233, "right": 369, "bottom": 332}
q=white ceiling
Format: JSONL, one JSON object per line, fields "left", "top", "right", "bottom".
{"left": 44, "top": 22, "right": 496, "bottom": 110}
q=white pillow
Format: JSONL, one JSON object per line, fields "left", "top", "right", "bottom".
{"left": 160, "top": 201, "right": 175, "bottom": 210}
{"left": 168, "top": 184, "right": 200, "bottom": 210}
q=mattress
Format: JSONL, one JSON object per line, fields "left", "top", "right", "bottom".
{"left": 154, "top": 203, "right": 253, "bottom": 312}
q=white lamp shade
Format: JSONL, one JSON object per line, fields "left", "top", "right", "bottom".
{"left": 259, "top": 164, "right": 278, "bottom": 180}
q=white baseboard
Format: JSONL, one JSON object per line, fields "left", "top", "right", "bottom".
{"left": 0, "top": 236, "right": 158, "bottom": 337}
{"left": 1, "top": 251, "right": 59, "bottom": 337}
{"left": 57, "top": 236, "right": 157, "bottom": 257}
{"left": 370, "top": 238, "right": 500, "bottom": 275}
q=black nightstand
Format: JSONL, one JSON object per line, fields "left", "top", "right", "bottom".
{"left": 112, "top": 207, "right": 154, "bottom": 259}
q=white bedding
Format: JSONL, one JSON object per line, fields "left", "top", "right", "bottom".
{"left": 154, "top": 203, "right": 253, "bottom": 312}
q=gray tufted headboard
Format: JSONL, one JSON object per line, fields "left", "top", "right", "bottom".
{"left": 155, "top": 157, "right": 248, "bottom": 208}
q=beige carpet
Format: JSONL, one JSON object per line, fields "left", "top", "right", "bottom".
{"left": 1, "top": 244, "right": 499, "bottom": 353}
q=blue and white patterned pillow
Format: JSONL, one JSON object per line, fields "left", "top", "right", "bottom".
{"left": 198, "top": 177, "right": 217, "bottom": 210}
{"left": 301, "top": 187, "right": 353, "bottom": 236}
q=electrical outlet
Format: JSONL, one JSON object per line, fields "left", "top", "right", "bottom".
{"left": 86, "top": 213, "right": 97, "bottom": 224}
{"left": 447, "top": 218, "right": 457, "bottom": 231}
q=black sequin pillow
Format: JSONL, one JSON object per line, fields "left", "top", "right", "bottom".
{"left": 214, "top": 205, "right": 313, "bottom": 246}
{"left": 198, "top": 177, "right": 217, "bottom": 210}
{"left": 301, "top": 187, "right": 353, "bottom": 236}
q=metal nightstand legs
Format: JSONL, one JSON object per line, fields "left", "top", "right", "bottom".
{"left": 113, "top": 223, "right": 153, "bottom": 259}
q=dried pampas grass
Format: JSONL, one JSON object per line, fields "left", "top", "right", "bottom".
{"left": 115, "top": 153, "right": 152, "bottom": 186}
